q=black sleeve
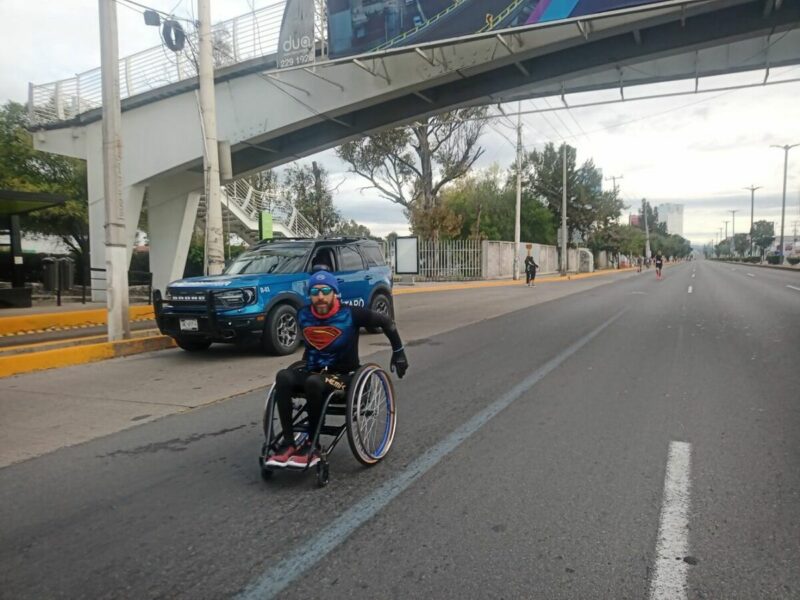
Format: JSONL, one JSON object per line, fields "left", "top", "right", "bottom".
{"left": 352, "top": 307, "right": 403, "bottom": 352}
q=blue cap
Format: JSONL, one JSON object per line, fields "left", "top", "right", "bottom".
{"left": 308, "top": 270, "right": 339, "bottom": 294}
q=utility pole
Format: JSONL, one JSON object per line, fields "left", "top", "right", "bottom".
{"left": 605, "top": 174, "right": 623, "bottom": 194}
{"left": 561, "top": 143, "right": 568, "bottom": 275}
{"left": 723, "top": 220, "right": 729, "bottom": 256}
{"left": 198, "top": 0, "right": 225, "bottom": 275}
{"left": 98, "top": 0, "right": 130, "bottom": 341}
{"left": 743, "top": 185, "right": 761, "bottom": 256}
{"left": 729, "top": 209, "right": 738, "bottom": 257}
{"left": 513, "top": 101, "right": 522, "bottom": 281}
{"left": 770, "top": 144, "right": 799, "bottom": 264}
{"left": 642, "top": 199, "right": 651, "bottom": 259}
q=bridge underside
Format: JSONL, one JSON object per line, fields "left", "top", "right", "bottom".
{"left": 32, "top": 0, "right": 800, "bottom": 295}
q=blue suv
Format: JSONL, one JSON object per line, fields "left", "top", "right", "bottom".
{"left": 153, "top": 237, "right": 393, "bottom": 355}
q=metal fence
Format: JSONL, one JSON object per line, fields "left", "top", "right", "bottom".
{"left": 386, "top": 239, "right": 483, "bottom": 281}
{"left": 29, "top": 0, "right": 331, "bottom": 126}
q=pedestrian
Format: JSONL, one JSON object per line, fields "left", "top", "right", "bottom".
{"left": 637, "top": 256, "right": 643, "bottom": 272}
{"left": 524, "top": 245, "right": 538, "bottom": 287}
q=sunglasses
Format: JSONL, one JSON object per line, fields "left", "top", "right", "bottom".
{"left": 309, "top": 286, "right": 334, "bottom": 296}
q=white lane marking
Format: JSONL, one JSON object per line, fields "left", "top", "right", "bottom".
{"left": 787, "top": 285, "right": 800, "bottom": 292}
{"left": 747, "top": 273, "right": 755, "bottom": 278}
{"left": 648, "top": 441, "right": 693, "bottom": 600}
{"left": 691, "top": 274, "right": 695, "bottom": 278}
{"left": 687, "top": 286, "right": 693, "bottom": 294}
{"left": 238, "top": 309, "right": 629, "bottom": 600}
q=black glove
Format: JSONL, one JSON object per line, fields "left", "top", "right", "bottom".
{"left": 390, "top": 349, "right": 408, "bottom": 379}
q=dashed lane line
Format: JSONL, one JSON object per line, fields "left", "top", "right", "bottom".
{"left": 747, "top": 273, "right": 755, "bottom": 278}
{"left": 648, "top": 441, "right": 693, "bottom": 600}
{"left": 688, "top": 286, "right": 693, "bottom": 294}
{"left": 787, "top": 285, "right": 800, "bottom": 292}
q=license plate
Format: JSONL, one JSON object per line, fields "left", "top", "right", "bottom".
{"left": 179, "top": 318, "right": 199, "bottom": 331}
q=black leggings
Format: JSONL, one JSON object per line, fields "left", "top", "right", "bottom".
{"left": 526, "top": 268, "right": 537, "bottom": 284}
{"left": 274, "top": 368, "right": 349, "bottom": 446}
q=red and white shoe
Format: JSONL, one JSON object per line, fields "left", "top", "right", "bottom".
{"left": 287, "top": 443, "right": 320, "bottom": 469}
{"left": 265, "top": 444, "right": 296, "bottom": 468}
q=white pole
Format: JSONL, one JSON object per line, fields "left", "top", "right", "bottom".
{"left": 561, "top": 143, "right": 567, "bottom": 275}
{"left": 643, "top": 199, "right": 651, "bottom": 259}
{"left": 198, "top": 0, "right": 225, "bottom": 275}
{"left": 513, "top": 101, "right": 522, "bottom": 281}
{"left": 98, "top": 0, "right": 130, "bottom": 341}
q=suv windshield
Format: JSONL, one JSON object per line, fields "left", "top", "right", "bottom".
{"left": 224, "top": 243, "right": 311, "bottom": 275}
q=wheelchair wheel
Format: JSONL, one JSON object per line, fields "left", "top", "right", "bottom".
{"left": 346, "top": 364, "right": 397, "bottom": 466}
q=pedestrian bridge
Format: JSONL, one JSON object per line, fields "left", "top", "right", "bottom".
{"left": 29, "top": 0, "right": 800, "bottom": 295}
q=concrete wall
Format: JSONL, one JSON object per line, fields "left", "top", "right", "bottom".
{"left": 481, "top": 241, "right": 571, "bottom": 279}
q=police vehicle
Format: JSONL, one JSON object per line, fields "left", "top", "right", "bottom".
{"left": 153, "top": 237, "right": 393, "bottom": 355}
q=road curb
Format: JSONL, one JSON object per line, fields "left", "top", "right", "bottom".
{"left": 393, "top": 268, "right": 635, "bottom": 295}
{"left": 0, "top": 305, "right": 155, "bottom": 337}
{"left": 0, "top": 334, "right": 175, "bottom": 378}
{"left": 717, "top": 260, "right": 800, "bottom": 272}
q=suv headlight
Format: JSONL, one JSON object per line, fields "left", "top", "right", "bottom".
{"left": 214, "top": 287, "right": 256, "bottom": 309}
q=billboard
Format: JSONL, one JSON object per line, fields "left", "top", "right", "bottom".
{"left": 327, "top": 0, "right": 666, "bottom": 58}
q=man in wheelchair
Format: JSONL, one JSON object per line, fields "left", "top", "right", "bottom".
{"left": 266, "top": 270, "right": 409, "bottom": 469}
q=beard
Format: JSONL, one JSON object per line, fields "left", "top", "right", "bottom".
{"left": 313, "top": 298, "right": 334, "bottom": 314}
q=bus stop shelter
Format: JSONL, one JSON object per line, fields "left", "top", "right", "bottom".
{"left": 1, "top": 190, "right": 66, "bottom": 308}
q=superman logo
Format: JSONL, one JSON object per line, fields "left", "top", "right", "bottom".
{"left": 303, "top": 326, "right": 342, "bottom": 350}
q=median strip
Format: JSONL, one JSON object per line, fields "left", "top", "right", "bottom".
{"left": 0, "top": 334, "right": 175, "bottom": 378}
{"left": 0, "top": 305, "right": 154, "bottom": 337}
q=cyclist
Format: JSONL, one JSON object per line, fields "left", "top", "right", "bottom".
{"left": 266, "top": 270, "right": 409, "bottom": 469}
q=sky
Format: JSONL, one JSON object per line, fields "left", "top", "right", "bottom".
{"left": 2, "top": 0, "right": 800, "bottom": 246}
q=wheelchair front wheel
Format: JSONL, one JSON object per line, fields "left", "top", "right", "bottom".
{"left": 346, "top": 364, "right": 397, "bottom": 466}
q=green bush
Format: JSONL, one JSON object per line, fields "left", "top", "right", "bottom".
{"left": 787, "top": 256, "right": 800, "bottom": 266}
{"left": 766, "top": 254, "right": 781, "bottom": 265}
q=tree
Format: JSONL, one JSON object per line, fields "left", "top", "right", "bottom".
{"left": 524, "top": 143, "right": 622, "bottom": 244}
{"left": 751, "top": 220, "right": 775, "bottom": 258}
{"left": 732, "top": 233, "right": 749, "bottom": 258}
{"left": 337, "top": 107, "right": 487, "bottom": 238}
{"left": 442, "top": 165, "right": 556, "bottom": 243}
{"left": 283, "top": 162, "right": 340, "bottom": 234}
{"left": 637, "top": 200, "right": 667, "bottom": 236}
{"left": 0, "top": 101, "right": 89, "bottom": 266}
{"left": 334, "top": 219, "right": 372, "bottom": 238}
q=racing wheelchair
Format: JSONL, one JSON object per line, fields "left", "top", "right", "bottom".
{"left": 258, "top": 361, "right": 397, "bottom": 487}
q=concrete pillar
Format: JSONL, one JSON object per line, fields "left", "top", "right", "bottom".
{"left": 148, "top": 182, "right": 201, "bottom": 294}
{"left": 86, "top": 154, "right": 146, "bottom": 301}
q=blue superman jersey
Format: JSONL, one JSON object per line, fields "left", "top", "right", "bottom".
{"left": 299, "top": 304, "right": 402, "bottom": 373}
{"left": 299, "top": 304, "right": 359, "bottom": 373}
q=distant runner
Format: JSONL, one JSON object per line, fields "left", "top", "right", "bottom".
{"left": 655, "top": 253, "right": 664, "bottom": 279}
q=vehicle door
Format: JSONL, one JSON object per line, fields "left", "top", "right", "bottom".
{"left": 359, "top": 243, "right": 391, "bottom": 297}
{"left": 335, "top": 244, "right": 368, "bottom": 308}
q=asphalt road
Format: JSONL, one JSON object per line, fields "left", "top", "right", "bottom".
{"left": 1, "top": 260, "right": 798, "bottom": 599}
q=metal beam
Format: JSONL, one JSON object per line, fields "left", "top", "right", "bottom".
{"left": 301, "top": 67, "right": 345, "bottom": 91}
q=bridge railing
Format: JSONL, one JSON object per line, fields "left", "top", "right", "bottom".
{"left": 29, "top": 0, "right": 314, "bottom": 126}
{"left": 224, "top": 179, "right": 319, "bottom": 239}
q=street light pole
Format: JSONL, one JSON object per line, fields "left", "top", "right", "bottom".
{"left": 561, "top": 143, "right": 568, "bottom": 275}
{"left": 198, "top": 0, "right": 225, "bottom": 275}
{"left": 513, "top": 101, "right": 522, "bottom": 281}
{"left": 98, "top": 0, "right": 130, "bottom": 341}
{"left": 729, "top": 209, "right": 738, "bottom": 257}
{"left": 743, "top": 185, "right": 761, "bottom": 256}
{"left": 770, "top": 144, "right": 799, "bottom": 264}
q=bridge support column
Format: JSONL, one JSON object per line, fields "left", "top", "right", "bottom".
{"left": 86, "top": 154, "right": 145, "bottom": 302}
{"left": 148, "top": 183, "right": 201, "bottom": 295}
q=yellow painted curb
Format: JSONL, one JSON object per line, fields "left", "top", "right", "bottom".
{"left": 0, "top": 334, "right": 175, "bottom": 378}
{"left": 0, "top": 305, "right": 154, "bottom": 336}
{"left": 393, "top": 268, "right": 635, "bottom": 295}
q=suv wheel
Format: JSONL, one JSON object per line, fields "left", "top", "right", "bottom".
{"left": 262, "top": 304, "right": 301, "bottom": 355}
{"left": 367, "top": 293, "right": 393, "bottom": 333}
{"left": 175, "top": 337, "right": 212, "bottom": 352}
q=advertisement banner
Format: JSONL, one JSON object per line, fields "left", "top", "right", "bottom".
{"left": 327, "top": 0, "right": 666, "bottom": 59}
{"left": 278, "top": 0, "right": 316, "bottom": 68}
